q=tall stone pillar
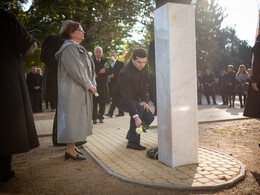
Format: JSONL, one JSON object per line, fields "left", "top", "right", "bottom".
{"left": 154, "top": 3, "right": 199, "bottom": 168}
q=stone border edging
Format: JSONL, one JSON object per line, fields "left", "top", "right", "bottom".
{"left": 82, "top": 145, "right": 246, "bottom": 191}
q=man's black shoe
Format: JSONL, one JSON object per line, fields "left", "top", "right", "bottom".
{"left": 105, "top": 113, "right": 113, "bottom": 118}
{"left": 75, "top": 140, "right": 87, "bottom": 146}
{"left": 115, "top": 113, "right": 124, "bottom": 117}
{"left": 1, "top": 170, "right": 15, "bottom": 183}
{"left": 126, "top": 141, "right": 146, "bottom": 150}
{"left": 93, "top": 120, "right": 97, "bottom": 124}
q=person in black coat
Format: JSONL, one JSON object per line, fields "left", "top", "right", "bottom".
{"left": 0, "top": 9, "right": 39, "bottom": 182}
{"left": 202, "top": 69, "right": 216, "bottom": 105}
{"left": 40, "top": 21, "right": 86, "bottom": 147}
{"left": 105, "top": 51, "right": 124, "bottom": 117}
{"left": 218, "top": 69, "right": 228, "bottom": 105}
{"left": 27, "top": 66, "right": 42, "bottom": 112}
{"left": 147, "top": 40, "right": 157, "bottom": 114}
{"left": 40, "top": 33, "right": 64, "bottom": 110}
{"left": 93, "top": 46, "right": 110, "bottom": 123}
{"left": 244, "top": 33, "right": 260, "bottom": 118}
{"left": 115, "top": 49, "right": 154, "bottom": 150}
{"left": 225, "top": 65, "right": 236, "bottom": 108}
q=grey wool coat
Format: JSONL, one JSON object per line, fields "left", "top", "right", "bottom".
{"left": 55, "top": 40, "right": 96, "bottom": 143}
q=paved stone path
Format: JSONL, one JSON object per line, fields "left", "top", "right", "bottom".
{"left": 83, "top": 116, "right": 245, "bottom": 190}
{"left": 33, "top": 95, "right": 246, "bottom": 190}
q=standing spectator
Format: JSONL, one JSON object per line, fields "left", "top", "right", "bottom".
{"left": 197, "top": 71, "right": 203, "bottom": 105}
{"left": 105, "top": 51, "right": 124, "bottom": 117}
{"left": 115, "top": 49, "right": 154, "bottom": 150}
{"left": 202, "top": 69, "right": 216, "bottom": 105}
{"left": 0, "top": 9, "right": 39, "bottom": 182}
{"left": 40, "top": 20, "right": 85, "bottom": 146}
{"left": 236, "top": 65, "right": 250, "bottom": 108}
{"left": 244, "top": 33, "right": 260, "bottom": 118}
{"left": 225, "top": 65, "right": 236, "bottom": 108}
{"left": 147, "top": 40, "right": 157, "bottom": 115}
{"left": 92, "top": 46, "right": 109, "bottom": 124}
{"left": 37, "top": 68, "right": 43, "bottom": 112}
{"left": 55, "top": 21, "right": 96, "bottom": 160}
{"left": 27, "top": 66, "right": 42, "bottom": 113}
{"left": 218, "top": 69, "right": 228, "bottom": 105}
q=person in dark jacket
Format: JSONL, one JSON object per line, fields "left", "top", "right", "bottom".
{"left": 202, "top": 69, "right": 216, "bottom": 105}
{"left": 27, "top": 66, "right": 42, "bottom": 113}
{"left": 115, "top": 49, "right": 154, "bottom": 150}
{"left": 40, "top": 20, "right": 86, "bottom": 147}
{"left": 218, "top": 69, "right": 228, "bottom": 105}
{"left": 244, "top": 33, "right": 260, "bottom": 118}
{"left": 93, "top": 46, "right": 110, "bottom": 124}
{"left": 197, "top": 71, "right": 203, "bottom": 105}
{"left": 225, "top": 65, "right": 236, "bottom": 108}
{"left": 105, "top": 51, "right": 125, "bottom": 117}
{"left": 147, "top": 40, "right": 157, "bottom": 114}
{"left": 0, "top": 9, "right": 39, "bottom": 182}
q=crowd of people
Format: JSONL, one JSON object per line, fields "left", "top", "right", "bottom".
{"left": 197, "top": 64, "right": 251, "bottom": 108}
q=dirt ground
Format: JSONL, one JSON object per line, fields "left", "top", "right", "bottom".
{"left": 0, "top": 118, "right": 259, "bottom": 195}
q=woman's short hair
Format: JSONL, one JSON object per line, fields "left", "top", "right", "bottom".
{"left": 132, "top": 48, "right": 147, "bottom": 60}
{"left": 227, "top": 65, "right": 234, "bottom": 69}
{"left": 60, "top": 21, "right": 80, "bottom": 40}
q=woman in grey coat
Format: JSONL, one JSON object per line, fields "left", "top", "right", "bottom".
{"left": 55, "top": 21, "right": 96, "bottom": 160}
{"left": 236, "top": 65, "right": 250, "bottom": 108}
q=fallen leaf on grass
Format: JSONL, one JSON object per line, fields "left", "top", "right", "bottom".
{"left": 233, "top": 140, "right": 237, "bottom": 143}
{"left": 229, "top": 154, "right": 233, "bottom": 156}
{"left": 48, "top": 156, "right": 56, "bottom": 159}
{"left": 117, "top": 128, "right": 120, "bottom": 130}
{"left": 75, "top": 168, "right": 81, "bottom": 171}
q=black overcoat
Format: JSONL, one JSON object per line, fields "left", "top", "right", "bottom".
{"left": 40, "top": 34, "right": 64, "bottom": 105}
{"left": 225, "top": 71, "right": 236, "bottom": 96}
{"left": 108, "top": 60, "right": 124, "bottom": 97}
{"left": 93, "top": 57, "right": 110, "bottom": 103}
{"left": 0, "top": 9, "right": 39, "bottom": 156}
{"left": 114, "top": 60, "right": 148, "bottom": 116}
{"left": 244, "top": 34, "right": 260, "bottom": 118}
{"left": 27, "top": 72, "right": 42, "bottom": 94}
{"left": 202, "top": 73, "right": 215, "bottom": 96}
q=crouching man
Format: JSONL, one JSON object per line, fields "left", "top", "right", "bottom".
{"left": 115, "top": 49, "right": 154, "bottom": 150}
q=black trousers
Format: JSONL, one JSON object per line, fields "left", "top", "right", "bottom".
{"left": 118, "top": 100, "right": 154, "bottom": 143}
{"left": 0, "top": 155, "right": 12, "bottom": 178}
{"left": 29, "top": 92, "right": 41, "bottom": 112}
{"left": 107, "top": 94, "right": 124, "bottom": 115}
{"left": 93, "top": 100, "right": 106, "bottom": 120}
{"left": 52, "top": 109, "right": 58, "bottom": 145}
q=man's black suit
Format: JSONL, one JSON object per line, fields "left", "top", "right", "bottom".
{"left": 115, "top": 60, "right": 154, "bottom": 143}
{"left": 40, "top": 34, "right": 64, "bottom": 145}
{"left": 93, "top": 57, "right": 110, "bottom": 120}
{"left": 27, "top": 72, "right": 42, "bottom": 112}
{"left": 107, "top": 60, "right": 124, "bottom": 115}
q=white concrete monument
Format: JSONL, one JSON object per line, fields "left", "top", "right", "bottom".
{"left": 154, "top": 3, "right": 199, "bottom": 168}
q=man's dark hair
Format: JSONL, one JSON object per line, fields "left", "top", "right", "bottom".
{"left": 132, "top": 48, "right": 147, "bottom": 60}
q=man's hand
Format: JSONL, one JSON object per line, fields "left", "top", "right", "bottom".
{"left": 134, "top": 116, "right": 142, "bottom": 127}
{"left": 34, "top": 86, "right": 40, "bottom": 90}
{"left": 140, "top": 101, "right": 151, "bottom": 112}
{"left": 110, "top": 74, "right": 114, "bottom": 78}
{"left": 89, "top": 85, "right": 97, "bottom": 94}
{"left": 100, "top": 68, "right": 105, "bottom": 74}
{"left": 229, "top": 83, "right": 232, "bottom": 86}
{"left": 252, "top": 83, "right": 259, "bottom": 92}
